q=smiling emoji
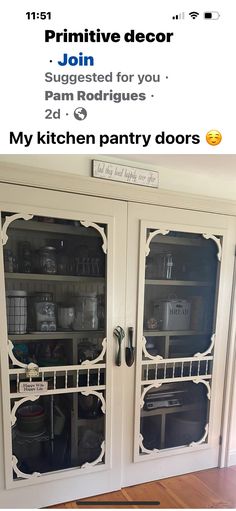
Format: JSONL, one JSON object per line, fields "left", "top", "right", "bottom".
{"left": 206, "top": 130, "right": 222, "bottom": 146}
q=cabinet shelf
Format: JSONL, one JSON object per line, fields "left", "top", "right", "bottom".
{"left": 149, "top": 235, "right": 208, "bottom": 247}
{"left": 141, "top": 403, "right": 198, "bottom": 417}
{"left": 77, "top": 416, "right": 104, "bottom": 424}
{"left": 145, "top": 279, "right": 212, "bottom": 287}
{"left": 143, "top": 330, "right": 209, "bottom": 337}
{"left": 6, "top": 219, "right": 99, "bottom": 237}
{"left": 5, "top": 272, "right": 105, "bottom": 283}
{"left": 9, "top": 330, "right": 105, "bottom": 341}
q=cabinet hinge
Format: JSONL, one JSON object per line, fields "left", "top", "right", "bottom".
{"left": 219, "top": 435, "right": 222, "bottom": 445}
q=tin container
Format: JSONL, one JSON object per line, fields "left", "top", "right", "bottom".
{"left": 154, "top": 299, "right": 191, "bottom": 331}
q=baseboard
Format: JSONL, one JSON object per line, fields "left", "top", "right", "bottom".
{"left": 228, "top": 450, "right": 236, "bottom": 466}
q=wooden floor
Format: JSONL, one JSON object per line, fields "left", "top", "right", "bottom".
{"left": 48, "top": 466, "right": 236, "bottom": 508}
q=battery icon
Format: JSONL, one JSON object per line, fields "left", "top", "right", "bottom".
{"left": 204, "top": 11, "right": 220, "bottom": 20}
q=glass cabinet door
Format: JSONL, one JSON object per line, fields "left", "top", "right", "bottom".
{"left": 1, "top": 211, "right": 109, "bottom": 480}
{"left": 135, "top": 227, "right": 222, "bottom": 458}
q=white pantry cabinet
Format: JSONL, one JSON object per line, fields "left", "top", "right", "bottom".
{"left": 122, "top": 202, "right": 235, "bottom": 487}
{"left": 0, "top": 176, "right": 235, "bottom": 508}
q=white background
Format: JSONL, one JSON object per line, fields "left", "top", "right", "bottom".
{"left": 0, "top": 0, "right": 235, "bottom": 153}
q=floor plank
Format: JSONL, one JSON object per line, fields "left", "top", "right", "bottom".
{"left": 122, "top": 481, "right": 182, "bottom": 508}
{"left": 157, "top": 472, "right": 231, "bottom": 508}
{"left": 194, "top": 468, "right": 236, "bottom": 508}
{"left": 48, "top": 466, "right": 236, "bottom": 509}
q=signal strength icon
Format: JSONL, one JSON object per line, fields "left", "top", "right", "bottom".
{"left": 189, "top": 11, "right": 199, "bottom": 19}
{"left": 172, "top": 12, "right": 185, "bottom": 20}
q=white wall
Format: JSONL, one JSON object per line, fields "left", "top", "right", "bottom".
{"left": 0, "top": 154, "right": 236, "bottom": 200}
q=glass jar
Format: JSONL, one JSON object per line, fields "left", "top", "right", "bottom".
{"left": 38, "top": 246, "right": 57, "bottom": 274}
{"left": 4, "top": 249, "right": 17, "bottom": 273}
{"left": 6, "top": 290, "right": 27, "bottom": 334}
{"left": 145, "top": 256, "right": 155, "bottom": 279}
{"left": 157, "top": 252, "right": 174, "bottom": 280}
{"left": 57, "top": 240, "right": 69, "bottom": 275}
{"left": 18, "top": 241, "right": 32, "bottom": 273}
{"left": 73, "top": 294, "right": 98, "bottom": 330}
{"left": 74, "top": 245, "right": 89, "bottom": 276}
{"left": 97, "top": 294, "right": 105, "bottom": 329}
{"left": 34, "top": 292, "right": 56, "bottom": 332}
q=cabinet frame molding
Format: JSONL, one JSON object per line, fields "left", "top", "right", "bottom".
{"left": 0, "top": 189, "right": 127, "bottom": 494}
{"left": 131, "top": 214, "right": 236, "bottom": 471}
{"left": 1, "top": 162, "right": 236, "bottom": 217}
{"left": 0, "top": 166, "right": 235, "bottom": 499}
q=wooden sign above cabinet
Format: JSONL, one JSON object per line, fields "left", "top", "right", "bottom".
{"left": 92, "top": 160, "right": 159, "bottom": 188}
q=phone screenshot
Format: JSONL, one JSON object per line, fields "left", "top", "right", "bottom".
{"left": 0, "top": 1, "right": 236, "bottom": 510}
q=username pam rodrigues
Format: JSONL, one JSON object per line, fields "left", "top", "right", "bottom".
{"left": 45, "top": 72, "right": 155, "bottom": 102}
{"left": 45, "top": 89, "right": 145, "bottom": 102}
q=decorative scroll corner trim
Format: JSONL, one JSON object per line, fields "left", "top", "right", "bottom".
{"left": 81, "top": 440, "right": 105, "bottom": 469}
{"left": 2, "top": 213, "right": 33, "bottom": 246}
{"left": 81, "top": 389, "right": 106, "bottom": 414}
{"left": 11, "top": 396, "right": 40, "bottom": 426}
{"left": 80, "top": 220, "right": 107, "bottom": 254}
{"left": 9, "top": 341, "right": 39, "bottom": 376}
{"left": 81, "top": 338, "right": 107, "bottom": 366}
{"left": 140, "top": 382, "right": 162, "bottom": 409}
{"left": 193, "top": 378, "right": 211, "bottom": 400}
{"left": 202, "top": 233, "right": 222, "bottom": 262}
{"left": 8, "top": 340, "right": 27, "bottom": 369}
{"left": 145, "top": 229, "right": 170, "bottom": 257}
{"left": 194, "top": 333, "right": 215, "bottom": 358}
{"left": 142, "top": 336, "right": 163, "bottom": 361}
{"left": 139, "top": 433, "right": 160, "bottom": 455}
{"left": 12, "top": 455, "right": 40, "bottom": 479}
{"left": 189, "top": 423, "right": 209, "bottom": 447}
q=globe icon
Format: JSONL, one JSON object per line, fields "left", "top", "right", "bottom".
{"left": 74, "top": 107, "right": 87, "bottom": 120}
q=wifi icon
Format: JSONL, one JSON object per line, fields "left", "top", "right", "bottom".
{"left": 189, "top": 11, "right": 199, "bottom": 19}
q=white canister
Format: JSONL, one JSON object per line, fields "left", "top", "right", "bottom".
{"left": 6, "top": 290, "right": 27, "bottom": 334}
{"left": 58, "top": 305, "right": 75, "bottom": 330}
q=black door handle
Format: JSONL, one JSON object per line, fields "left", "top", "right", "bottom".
{"left": 125, "top": 327, "right": 135, "bottom": 367}
{"left": 113, "top": 326, "right": 125, "bottom": 366}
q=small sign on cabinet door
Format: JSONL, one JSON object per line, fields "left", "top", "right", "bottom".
{"left": 19, "top": 382, "right": 48, "bottom": 393}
